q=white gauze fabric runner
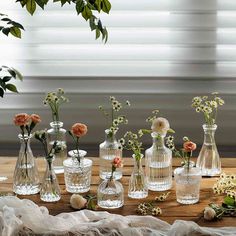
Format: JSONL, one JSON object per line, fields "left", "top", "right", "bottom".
{"left": 0, "top": 196, "right": 235, "bottom": 236}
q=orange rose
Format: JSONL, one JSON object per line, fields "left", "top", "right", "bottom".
{"left": 113, "top": 157, "right": 123, "bottom": 168}
{"left": 31, "top": 114, "right": 41, "bottom": 124}
{"left": 183, "top": 141, "right": 197, "bottom": 152}
{"left": 13, "top": 113, "right": 30, "bottom": 126}
{"left": 71, "top": 123, "right": 88, "bottom": 138}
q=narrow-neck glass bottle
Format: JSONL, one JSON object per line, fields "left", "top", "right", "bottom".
{"left": 128, "top": 154, "right": 148, "bottom": 199}
{"left": 13, "top": 134, "right": 40, "bottom": 195}
{"left": 197, "top": 124, "right": 221, "bottom": 176}
{"left": 145, "top": 132, "right": 172, "bottom": 191}
{"left": 99, "top": 129, "right": 122, "bottom": 180}
{"left": 47, "top": 121, "right": 67, "bottom": 174}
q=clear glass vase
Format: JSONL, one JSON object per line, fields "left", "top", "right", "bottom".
{"left": 128, "top": 154, "right": 148, "bottom": 199}
{"left": 196, "top": 124, "right": 221, "bottom": 176}
{"left": 40, "top": 157, "right": 61, "bottom": 202}
{"left": 64, "top": 149, "right": 93, "bottom": 193}
{"left": 97, "top": 178, "right": 124, "bottom": 209}
{"left": 13, "top": 134, "right": 40, "bottom": 195}
{"left": 145, "top": 132, "right": 172, "bottom": 191}
{"left": 99, "top": 129, "right": 122, "bottom": 180}
{"left": 47, "top": 121, "right": 67, "bottom": 174}
{"left": 174, "top": 162, "right": 201, "bottom": 204}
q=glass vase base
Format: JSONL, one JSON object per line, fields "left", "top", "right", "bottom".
{"left": 148, "top": 182, "right": 172, "bottom": 191}
{"left": 13, "top": 185, "right": 40, "bottom": 195}
{"left": 40, "top": 194, "right": 61, "bottom": 202}
{"left": 54, "top": 166, "right": 64, "bottom": 174}
{"left": 128, "top": 191, "right": 148, "bottom": 199}
{"left": 98, "top": 200, "right": 124, "bottom": 209}
{"left": 66, "top": 186, "right": 90, "bottom": 193}
{"left": 177, "top": 196, "right": 199, "bottom": 205}
{"left": 99, "top": 171, "right": 122, "bottom": 180}
{"left": 198, "top": 168, "right": 221, "bottom": 176}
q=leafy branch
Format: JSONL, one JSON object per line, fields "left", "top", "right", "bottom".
{"left": 16, "top": 0, "right": 111, "bottom": 42}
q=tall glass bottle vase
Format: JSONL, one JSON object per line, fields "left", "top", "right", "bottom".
{"left": 13, "top": 134, "right": 40, "bottom": 195}
{"left": 64, "top": 150, "right": 93, "bottom": 193}
{"left": 145, "top": 132, "right": 172, "bottom": 191}
{"left": 99, "top": 130, "right": 122, "bottom": 180}
{"left": 197, "top": 124, "right": 221, "bottom": 176}
{"left": 40, "top": 157, "right": 61, "bottom": 202}
{"left": 128, "top": 154, "right": 148, "bottom": 199}
{"left": 47, "top": 121, "right": 67, "bottom": 174}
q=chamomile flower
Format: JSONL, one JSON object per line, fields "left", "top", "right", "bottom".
{"left": 152, "top": 207, "right": 162, "bottom": 216}
{"left": 126, "top": 100, "right": 131, "bottom": 106}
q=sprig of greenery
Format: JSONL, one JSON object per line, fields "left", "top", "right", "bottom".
{"left": 43, "top": 88, "right": 69, "bottom": 122}
{"left": 16, "top": 0, "right": 111, "bottom": 42}
{"left": 192, "top": 92, "right": 225, "bottom": 125}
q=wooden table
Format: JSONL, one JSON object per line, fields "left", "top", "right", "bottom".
{"left": 0, "top": 157, "right": 235, "bottom": 227}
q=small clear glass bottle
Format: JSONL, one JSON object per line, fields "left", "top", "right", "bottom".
{"left": 128, "top": 154, "right": 148, "bottom": 199}
{"left": 40, "top": 156, "right": 61, "bottom": 202}
{"left": 174, "top": 161, "right": 201, "bottom": 204}
{"left": 64, "top": 150, "right": 93, "bottom": 193}
{"left": 97, "top": 178, "right": 124, "bottom": 209}
{"left": 47, "top": 121, "right": 67, "bottom": 174}
{"left": 13, "top": 134, "right": 40, "bottom": 195}
{"left": 197, "top": 124, "right": 221, "bottom": 176}
{"left": 145, "top": 132, "right": 172, "bottom": 191}
{"left": 99, "top": 129, "right": 122, "bottom": 180}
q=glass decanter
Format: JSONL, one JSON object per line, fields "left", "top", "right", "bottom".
{"left": 13, "top": 134, "right": 40, "bottom": 195}
{"left": 128, "top": 154, "right": 148, "bottom": 199}
{"left": 64, "top": 150, "right": 93, "bottom": 193}
{"left": 197, "top": 124, "right": 221, "bottom": 176}
{"left": 99, "top": 129, "right": 122, "bottom": 180}
{"left": 40, "top": 156, "right": 61, "bottom": 202}
{"left": 47, "top": 121, "right": 67, "bottom": 174}
{"left": 97, "top": 177, "right": 124, "bottom": 209}
{"left": 145, "top": 132, "right": 172, "bottom": 191}
{"left": 174, "top": 161, "right": 201, "bottom": 204}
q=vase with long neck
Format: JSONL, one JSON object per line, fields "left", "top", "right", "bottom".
{"left": 145, "top": 132, "right": 172, "bottom": 191}
{"left": 40, "top": 156, "right": 61, "bottom": 202}
{"left": 174, "top": 161, "right": 201, "bottom": 204}
{"left": 128, "top": 154, "right": 148, "bottom": 199}
{"left": 64, "top": 149, "right": 93, "bottom": 193}
{"left": 47, "top": 121, "right": 67, "bottom": 174}
{"left": 196, "top": 124, "right": 221, "bottom": 176}
{"left": 99, "top": 129, "right": 122, "bottom": 180}
{"left": 13, "top": 134, "right": 40, "bottom": 195}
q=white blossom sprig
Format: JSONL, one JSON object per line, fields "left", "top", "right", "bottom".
{"left": 43, "top": 88, "right": 69, "bottom": 122}
{"left": 192, "top": 92, "right": 225, "bottom": 125}
{"left": 98, "top": 96, "right": 130, "bottom": 136}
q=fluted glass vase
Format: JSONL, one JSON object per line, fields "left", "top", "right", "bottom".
{"left": 99, "top": 129, "right": 122, "bottom": 180}
{"left": 40, "top": 157, "right": 61, "bottom": 202}
{"left": 197, "top": 124, "right": 221, "bottom": 176}
{"left": 13, "top": 134, "right": 40, "bottom": 195}
{"left": 97, "top": 177, "right": 124, "bottom": 209}
{"left": 145, "top": 132, "right": 172, "bottom": 191}
{"left": 64, "top": 150, "right": 93, "bottom": 193}
{"left": 128, "top": 154, "right": 148, "bottom": 199}
{"left": 47, "top": 121, "right": 67, "bottom": 174}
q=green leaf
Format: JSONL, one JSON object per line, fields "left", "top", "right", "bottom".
{"left": 6, "top": 84, "right": 18, "bottom": 93}
{"left": 13, "top": 68, "right": 23, "bottom": 81}
{"left": 10, "top": 27, "right": 21, "bottom": 38}
{"left": 82, "top": 5, "right": 92, "bottom": 21}
{"left": 26, "top": 0, "right": 37, "bottom": 15}
{"left": 9, "top": 21, "right": 25, "bottom": 30}
{"left": 1, "top": 18, "right": 11, "bottom": 22}
{"left": 95, "top": 0, "right": 102, "bottom": 12}
{"left": 7, "top": 68, "right": 16, "bottom": 78}
{"left": 35, "top": 0, "right": 45, "bottom": 9}
{"left": 76, "top": 0, "right": 84, "bottom": 14}
{"left": 2, "top": 76, "right": 12, "bottom": 83}
{"left": 2, "top": 28, "right": 10, "bottom": 36}
{"left": 102, "top": 0, "right": 111, "bottom": 14}
{"left": 0, "top": 88, "right": 4, "bottom": 98}
{"left": 224, "top": 196, "right": 235, "bottom": 207}
{"left": 95, "top": 29, "right": 100, "bottom": 39}
{"left": 89, "top": 18, "right": 96, "bottom": 31}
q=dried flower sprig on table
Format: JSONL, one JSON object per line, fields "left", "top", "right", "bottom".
{"left": 98, "top": 96, "right": 130, "bottom": 136}
{"left": 136, "top": 192, "right": 170, "bottom": 216}
{"left": 203, "top": 173, "right": 236, "bottom": 221}
{"left": 43, "top": 88, "right": 69, "bottom": 122}
{"left": 191, "top": 92, "right": 225, "bottom": 125}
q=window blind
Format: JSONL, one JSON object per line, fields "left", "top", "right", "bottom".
{"left": 1, "top": 0, "right": 236, "bottom": 77}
